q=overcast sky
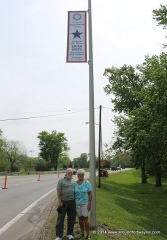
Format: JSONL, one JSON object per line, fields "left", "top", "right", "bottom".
{"left": 0, "top": 0, "right": 166, "bottom": 159}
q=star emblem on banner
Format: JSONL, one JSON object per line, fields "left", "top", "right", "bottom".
{"left": 71, "top": 30, "right": 83, "bottom": 39}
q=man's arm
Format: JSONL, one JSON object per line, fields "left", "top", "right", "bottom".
{"left": 57, "top": 189, "right": 63, "bottom": 207}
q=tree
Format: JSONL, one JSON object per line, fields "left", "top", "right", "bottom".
{"left": 73, "top": 158, "right": 79, "bottom": 168}
{"left": 58, "top": 152, "right": 71, "bottom": 169}
{"left": 138, "top": 54, "right": 167, "bottom": 186}
{"left": 37, "top": 130, "right": 69, "bottom": 171}
{"left": 0, "top": 130, "right": 8, "bottom": 171}
{"left": 104, "top": 53, "right": 167, "bottom": 187}
{"left": 19, "top": 155, "right": 35, "bottom": 173}
{"left": 34, "top": 159, "right": 53, "bottom": 171}
{"left": 153, "top": 5, "right": 167, "bottom": 29}
{"left": 79, "top": 153, "right": 88, "bottom": 168}
{"left": 103, "top": 65, "right": 148, "bottom": 183}
{"left": 0, "top": 129, "right": 3, "bottom": 148}
{"left": 5, "top": 140, "right": 27, "bottom": 172}
{"left": 104, "top": 65, "right": 145, "bottom": 114}
{"left": 68, "top": 161, "right": 72, "bottom": 168}
{"left": 73, "top": 153, "right": 88, "bottom": 168}
{"left": 153, "top": 4, "right": 167, "bottom": 47}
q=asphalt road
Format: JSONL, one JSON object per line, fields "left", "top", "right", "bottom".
{"left": 0, "top": 172, "right": 68, "bottom": 240}
{"left": 0, "top": 169, "right": 130, "bottom": 240}
{"left": 0, "top": 171, "right": 90, "bottom": 240}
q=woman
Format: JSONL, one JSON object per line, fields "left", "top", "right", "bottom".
{"left": 75, "top": 169, "right": 92, "bottom": 240}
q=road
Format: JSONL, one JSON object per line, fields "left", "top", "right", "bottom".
{"left": 0, "top": 171, "right": 91, "bottom": 240}
{"left": 0, "top": 169, "right": 130, "bottom": 240}
{"left": 0, "top": 172, "right": 69, "bottom": 240}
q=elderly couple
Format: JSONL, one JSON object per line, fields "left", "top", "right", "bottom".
{"left": 55, "top": 168, "right": 92, "bottom": 240}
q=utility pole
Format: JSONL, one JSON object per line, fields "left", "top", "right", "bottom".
{"left": 88, "top": 0, "right": 96, "bottom": 229}
{"left": 98, "top": 105, "right": 102, "bottom": 188}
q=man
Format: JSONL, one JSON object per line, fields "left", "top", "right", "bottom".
{"left": 55, "top": 168, "right": 76, "bottom": 240}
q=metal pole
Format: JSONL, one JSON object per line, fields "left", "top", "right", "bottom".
{"left": 119, "top": 138, "right": 121, "bottom": 173}
{"left": 88, "top": 0, "right": 96, "bottom": 229}
{"left": 98, "top": 105, "right": 102, "bottom": 188}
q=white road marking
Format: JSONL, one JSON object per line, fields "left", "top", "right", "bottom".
{"left": 0, "top": 187, "right": 56, "bottom": 236}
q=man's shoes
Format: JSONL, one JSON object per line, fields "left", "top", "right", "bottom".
{"left": 67, "top": 235, "right": 74, "bottom": 239}
{"left": 55, "top": 237, "right": 62, "bottom": 240}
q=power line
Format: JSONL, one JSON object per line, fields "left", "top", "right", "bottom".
{"left": 103, "top": 106, "right": 112, "bottom": 110}
{"left": 0, "top": 109, "right": 88, "bottom": 122}
{"left": 0, "top": 107, "right": 99, "bottom": 122}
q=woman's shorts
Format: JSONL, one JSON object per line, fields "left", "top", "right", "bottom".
{"left": 76, "top": 204, "right": 89, "bottom": 217}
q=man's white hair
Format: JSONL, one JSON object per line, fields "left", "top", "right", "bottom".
{"left": 66, "top": 168, "right": 73, "bottom": 173}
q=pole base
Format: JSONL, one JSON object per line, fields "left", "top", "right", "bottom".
{"left": 2, "top": 188, "right": 8, "bottom": 189}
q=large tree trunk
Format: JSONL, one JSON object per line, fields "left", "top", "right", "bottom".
{"left": 141, "top": 166, "right": 147, "bottom": 184}
{"left": 54, "top": 162, "right": 58, "bottom": 171}
{"left": 155, "top": 158, "right": 162, "bottom": 187}
{"left": 10, "top": 162, "right": 14, "bottom": 172}
{"left": 155, "top": 171, "right": 162, "bottom": 187}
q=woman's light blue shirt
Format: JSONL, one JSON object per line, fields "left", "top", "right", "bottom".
{"left": 75, "top": 180, "right": 92, "bottom": 205}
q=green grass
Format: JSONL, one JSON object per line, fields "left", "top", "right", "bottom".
{"left": 47, "top": 169, "right": 167, "bottom": 240}
{"left": 94, "top": 169, "right": 167, "bottom": 240}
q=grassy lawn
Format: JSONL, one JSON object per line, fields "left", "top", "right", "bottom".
{"left": 94, "top": 169, "right": 167, "bottom": 240}
{"left": 48, "top": 169, "right": 167, "bottom": 240}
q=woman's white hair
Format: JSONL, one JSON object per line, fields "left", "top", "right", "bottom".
{"left": 77, "top": 169, "right": 85, "bottom": 175}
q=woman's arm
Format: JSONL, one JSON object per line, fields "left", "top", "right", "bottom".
{"left": 87, "top": 191, "right": 92, "bottom": 211}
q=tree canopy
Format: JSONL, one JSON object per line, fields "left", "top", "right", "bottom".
{"left": 104, "top": 53, "right": 167, "bottom": 187}
{"left": 153, "top": 4, "right": 167, "bottom": 29}
{"left": 73, "top": 153, "right": 88, "bottom": 168}
{"left": 37, "top": 130, "right": 69, "bottom": 170}
{"left": 153, "top": 4, "right": 167, "bottom": 47}
{"left": 103, "top": 4, "right": 167, "bottom": 187}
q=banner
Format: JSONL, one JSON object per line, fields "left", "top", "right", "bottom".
{"left": 66, "top": 11, "right": 87, "bottom": 63}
